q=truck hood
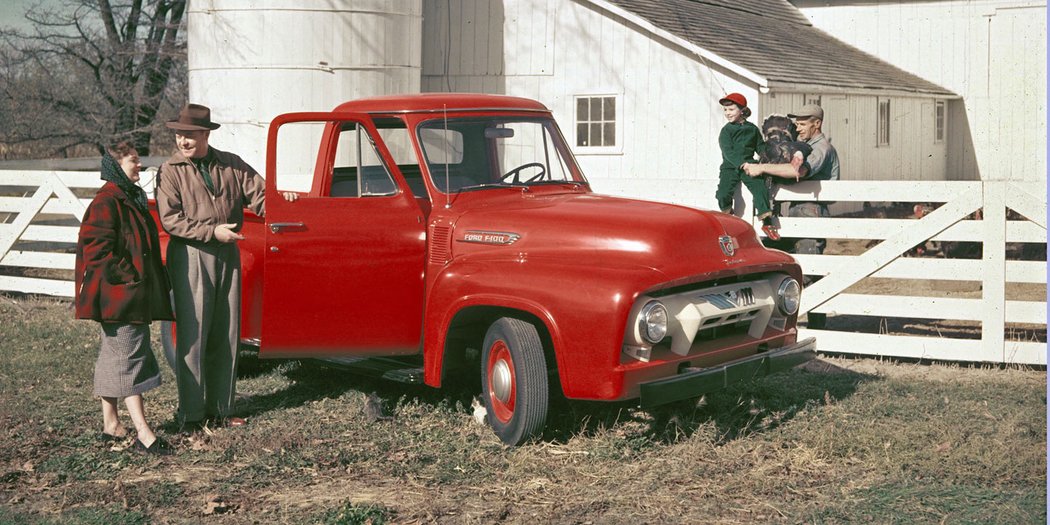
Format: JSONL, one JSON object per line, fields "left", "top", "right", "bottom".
{"left": 449, "top": 191, "right": 794, "bottom": 284}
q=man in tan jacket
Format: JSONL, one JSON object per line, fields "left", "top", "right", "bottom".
{"left": 156, "top": 103, "right": 296, "bottom": 429}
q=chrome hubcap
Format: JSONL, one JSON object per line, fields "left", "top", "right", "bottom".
{"left": 491, "top": 358, "right": 512, "bottom": 403}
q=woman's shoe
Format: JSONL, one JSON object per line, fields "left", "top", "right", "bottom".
{"left": 98, "top": 431, "right": 128, "bottom": 443}
{"left": 132, "top": 436, "right": 174, "bottom": 456}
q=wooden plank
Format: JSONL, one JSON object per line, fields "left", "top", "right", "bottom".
{"left": 49, "top": 174, "right": 89, "bottom": 220}
{"left": 0, "top": 183, "right": 53, "bottom": 260}
{"left": 802, "top": 329, "right": 986, "bottom": 361}
{"left": 18, "top": 225, "right": 79, "bottom": 243}
{"left": 772, "top": 180, "right": 981, "bottom": 202}
{"left": 0, "top": 170, "right": 103, "bottom": 188}
{"left": 778, "top": 217, "right": 1044, "bottom": 243}
{"left": 1006, "top": 181, "right": 1048, "bottom": 228}
{"left": 1004, "top": 341, "right": 1048, "bottom": 366}
{"left": 0, "top": 171, "right": 48, "bottom": 186}
{"left": 0, "top": 275, "right": 73, "bottom": 297}
{"left": 816, "top": 294, "right": 982, "bottom": 320}
{"left": 795, "top": 256, "right": 1045, "bottom": 284}
{"left": 54, "top": 171, "right": 106, "bottom": 189}
{"left": 981, "top": 182, "right": 1007, "bottom": 362}
{"left": 814, "top": 295, "right": 1044, "bottom": 325}
{"left": 0, "top": 250, "right": 75, "bottom": 269}
{"left": 800, "top": 186, "right": 983, "bottom": 312}
{"left": 1005, "top": 300, "right": 1048, "bottom": 325}
{"left": 0, "top": 197, "right": 94, "bottom": 215}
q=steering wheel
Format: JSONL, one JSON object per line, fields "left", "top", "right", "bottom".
{"left": 500, "top": 162, "right": 546, "bottom": 184}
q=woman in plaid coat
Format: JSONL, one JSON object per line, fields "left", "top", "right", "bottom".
{"left": 75, "top": 142, "right": 175, "bottom": 455}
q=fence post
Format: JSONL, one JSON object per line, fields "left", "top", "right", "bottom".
{"left": 981, "top": 181, "right": 1006, "bottom": 362}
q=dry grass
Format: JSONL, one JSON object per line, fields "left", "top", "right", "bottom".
{"left": 0, "top": 294, "right": 1045, "bottom": 524}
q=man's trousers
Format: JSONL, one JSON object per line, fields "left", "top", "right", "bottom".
{"left": 166, "top": 239, "right": 241, "bottom": 422}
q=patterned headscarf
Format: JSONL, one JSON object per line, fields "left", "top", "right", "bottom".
{"left": 100, "top": 149, "right": 148, "bottom": 212}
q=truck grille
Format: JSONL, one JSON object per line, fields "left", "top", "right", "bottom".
{"left": 700, "top": 287, "right": 754, "bottom": 309}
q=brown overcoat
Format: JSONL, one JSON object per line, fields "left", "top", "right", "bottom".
{"left": 75, "top": 182, "right": 174, "bottom": 323}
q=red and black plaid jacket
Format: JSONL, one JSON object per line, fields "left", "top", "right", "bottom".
{"left": 75, "top": 182, "right": 174, "bottom": 323}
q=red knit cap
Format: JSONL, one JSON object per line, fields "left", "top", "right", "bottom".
{"left": 719, "top": 93, "right": 747, "bottom": 108}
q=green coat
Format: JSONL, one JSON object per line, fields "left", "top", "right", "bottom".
{"left": 718, "top": 120, "right": 762, "bottom": 171}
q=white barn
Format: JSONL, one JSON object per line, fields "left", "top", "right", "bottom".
{"left": 420, "top": 0, "right": 959, "bottom": 210}
{"left": 793, "top": 0, "right": 1047, "bottom": 183}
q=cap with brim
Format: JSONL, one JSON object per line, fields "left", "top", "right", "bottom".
{"left": 787, "top": 104, "right": 824, "bottom": 120}
{"left": 166, "top": 103, "right": 221, "bottom": 131}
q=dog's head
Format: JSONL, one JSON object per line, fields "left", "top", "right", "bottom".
{"left": 762, "top": 115, "right": 797, "bottom": 144}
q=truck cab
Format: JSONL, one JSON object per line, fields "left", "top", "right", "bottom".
{"left": 222, "top": 93, "right": 815, "bottom": 445}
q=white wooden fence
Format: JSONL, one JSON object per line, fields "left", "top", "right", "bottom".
{"left": 1, "top": 171, "right": 1045, "bottom": 365}
{"left": 0, "top": 170, "right": 157, "bottom": 297}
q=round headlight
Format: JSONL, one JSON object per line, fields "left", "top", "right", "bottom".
{"left": 639, "top": 301, "right": 668, "bottom": 344}
{"left": 777, "top": 278, "right": 801, "bottom": 315}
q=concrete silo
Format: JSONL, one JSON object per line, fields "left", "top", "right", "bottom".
{"left": 187, "top": 0, "right": 423, "bottom": 189}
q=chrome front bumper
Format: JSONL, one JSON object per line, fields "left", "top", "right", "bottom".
{"left": 638, "top": 337, "right": 817, "bottom": 408}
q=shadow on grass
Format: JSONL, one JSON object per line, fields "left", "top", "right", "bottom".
{"left": 541, "top": 358, "right": 876, "bottom": 446}
{"left": 227, "top": 353, "right": 875, "bottom": 448}
{"left": 231, "top": 357, "right": 457, "bottom": 422}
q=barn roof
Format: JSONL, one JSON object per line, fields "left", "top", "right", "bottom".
{"left": 595, "top": 0, "right": 955, "bottom": 96}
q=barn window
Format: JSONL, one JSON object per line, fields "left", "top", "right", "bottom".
{"left": 806, "top": 94, "right": 822, "bottom": 107}
{"left": 877, "top": 98, "right": 891, "bottom": 147}
{"left": 574, "top": 95, "right": 617, "bottom": 149}
{"left": 934, "top": 101, "right": 946, "bottom": 142}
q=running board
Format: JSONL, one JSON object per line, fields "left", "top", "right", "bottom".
{"left": 317, "top": 357, "right": 424, "bottom": 384}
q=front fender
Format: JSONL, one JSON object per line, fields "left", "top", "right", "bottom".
{"left": 423, "top": 253, "right": 667, "bottom": 399}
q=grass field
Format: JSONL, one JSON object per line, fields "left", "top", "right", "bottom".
{"left": 0, "top": 294, "right": 1045, "bottom": 524}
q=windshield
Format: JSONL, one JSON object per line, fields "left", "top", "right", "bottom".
{"left": 418, "top": 117, "right": 585, "bottom": 193}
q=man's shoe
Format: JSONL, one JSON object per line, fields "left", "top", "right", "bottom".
{"left": 176, "top": 419, "right": 206, "bottom": 434}
{"left": 205, "top": 416, "right": 247, "bottom": 428}
{"left": 132, "top": 436, "right": 174, "bottom": 456}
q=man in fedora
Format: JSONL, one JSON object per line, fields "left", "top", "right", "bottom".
{"left": 742, "top": 103, "right": 839, "bottom": 328}
{"left": 156, "top": 103, "right": 296, "bottom": 430}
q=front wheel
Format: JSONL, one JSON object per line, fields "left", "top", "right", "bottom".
{"left": 481, "top": 317, "right": 549, "bottom": 446}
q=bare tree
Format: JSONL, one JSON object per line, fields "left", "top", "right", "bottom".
{"left": 0, "top": 0, "right": 186, "bottom": 158}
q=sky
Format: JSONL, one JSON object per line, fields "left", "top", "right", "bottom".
{"left": 0, "top": 0, "right": 59, "bottom": 31}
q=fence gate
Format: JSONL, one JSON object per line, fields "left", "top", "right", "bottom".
{"left": 2, "top": 171, "right": 1046, "bottom": 365}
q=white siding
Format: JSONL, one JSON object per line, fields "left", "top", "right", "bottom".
{"left": 189, "top": 0, "right": 423, "bottom": 184}
{"left": 799, "top": 0, "right": 1046, "bottom": 181}
{"left": 422, "top": 0, "right": 761, "bottom": 211}
{"left": 762, "top": 92, "right": 950, "bottom": 182}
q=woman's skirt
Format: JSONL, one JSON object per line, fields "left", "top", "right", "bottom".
{"left": 93, "top": 322, "right": 161, "bottom": 398}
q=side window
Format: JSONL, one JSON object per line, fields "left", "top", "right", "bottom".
{"left": 375, "top": 119, "right": 427, "bottom": 198}
{"left": 330, "top": 122, "right": 397, "bottom": 198}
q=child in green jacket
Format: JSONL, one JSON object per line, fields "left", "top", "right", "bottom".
{"left": 714, "top": 93, "right": 779, "bottom": 240}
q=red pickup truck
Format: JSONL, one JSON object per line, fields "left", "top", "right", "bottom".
{"left": 158, "top": 93, "right": 816, "bottom": 445}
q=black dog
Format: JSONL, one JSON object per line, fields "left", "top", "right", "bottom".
{"left": 759, "top": 115, "right": 812, "bottom": 172}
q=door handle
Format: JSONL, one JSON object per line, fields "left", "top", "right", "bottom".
{"left": 269, "top": 221, "right": 305, "bottom": 234}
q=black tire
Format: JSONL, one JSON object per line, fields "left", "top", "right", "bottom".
{"left": 481, "top": 317, "right": 549, "bottom": 446}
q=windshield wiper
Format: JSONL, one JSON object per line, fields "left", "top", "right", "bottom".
{"left": 456, "top": 183, "right": 519, "bottom": 193}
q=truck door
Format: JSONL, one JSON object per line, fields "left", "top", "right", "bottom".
{"left": 260, "top": 113, "right": 426, "bottom": 357}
